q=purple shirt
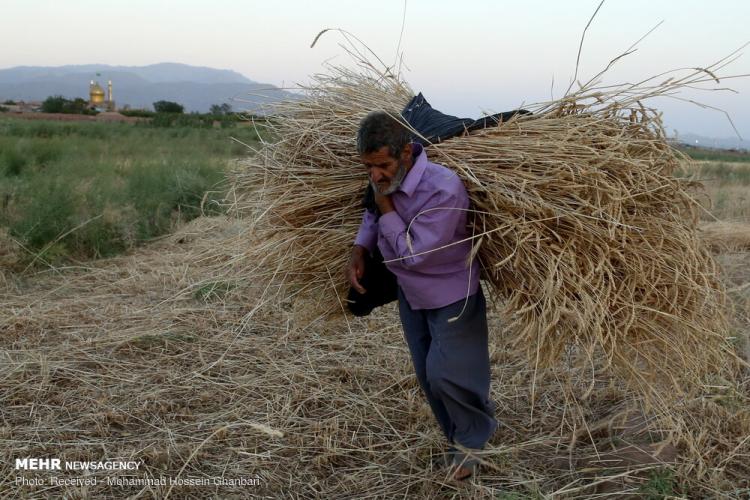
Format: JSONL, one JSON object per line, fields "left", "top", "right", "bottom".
{"left": 354, "top": 143, "right": 480, "bottom": 310}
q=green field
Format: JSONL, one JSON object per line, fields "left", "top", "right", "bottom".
{"left": 0, "top": 118, "right": 262, "bottom": 267}
{"left": 676, "top": 145, "right": 750, "bottom": 163}
{"left": 3, "top": 125, "right": 746, "bottom": 270}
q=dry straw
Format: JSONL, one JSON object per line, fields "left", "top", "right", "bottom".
{"left": 228, "top": 33, "right": 747, "bottom": 406}
{"left": 2, "top": 215, "right": 748, "bottom": 497}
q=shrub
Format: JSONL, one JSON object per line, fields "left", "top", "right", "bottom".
{"left": 2, "top": 149, "right": 27, "bottom": 176}
{"left": 10, "top": 176, "right": 76, "bottom": 249}
{"left": 41, "top": 95, "right": 98, "bottom": 115}
{"left": 209, "top": 103, "right": 232, "bottom": 115}
{"left": 153, "top": 100, "right": 184, "bottom": 113}
{"left": 41, "top": 95, "right": 66, "bottom": 113}
{"left": 119, "top": 109, "right": 155, "bottom": 118}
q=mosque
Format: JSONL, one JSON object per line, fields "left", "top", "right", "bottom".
{"left": 89, "top": 78, "right": 115, "bottom": 112}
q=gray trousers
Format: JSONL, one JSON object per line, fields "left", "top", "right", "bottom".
{"left": 397, "top": 286, "right": 497, "bottom": 450}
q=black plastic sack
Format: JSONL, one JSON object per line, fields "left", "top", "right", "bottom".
{"left": 346, "top": 246, "right": 398, "bottom": 317}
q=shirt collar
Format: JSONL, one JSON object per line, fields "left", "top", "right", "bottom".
{"left": 398, "top": 143, "right": 427, "bottom": 197}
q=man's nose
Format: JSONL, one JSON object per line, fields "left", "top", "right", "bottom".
{"left": 369, "top": 170, "right": 381, "bottom": 183}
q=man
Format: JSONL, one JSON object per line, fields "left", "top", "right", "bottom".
{"left": 346, "top": 111, "right": 497, "bottom": 481}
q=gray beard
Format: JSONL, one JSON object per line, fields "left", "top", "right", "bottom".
{"left": 371, "top": 161, "right": 408, "bottom": 195}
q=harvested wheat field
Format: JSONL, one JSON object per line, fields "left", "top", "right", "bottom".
{"left": 0, "top": 205, "right": 744, "bottom": 497}
{"left": 4, "top": 46, "right": 750, "bottom": 500}
{"left": 1, "top": 212, "right": 749, "bottom": 498}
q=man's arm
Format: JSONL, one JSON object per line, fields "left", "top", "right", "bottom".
{"left": 353, "top": 210, "right": 378, "bottom": 253}
{"left": 377, "top": 185, "right": 470, "bottom": 270}
{"left": 347, "top": 210, "right": 378, "bottom": 294}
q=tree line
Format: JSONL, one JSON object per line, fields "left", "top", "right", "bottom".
{"left": 33, "top": 96, "right": 235, "bottom": 118}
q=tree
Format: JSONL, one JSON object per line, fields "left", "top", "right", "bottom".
{"left": 41, "top": 95, "right": 66, "bottom": 113}
{"left": 153, "top": 100, "right": 184, "bottom": 114}
{"left": 68, "top": 98, "right": 91, "bottom": 114}
{"left": 209, "top": 103, "right": 232, "bottom": 115}
{"left": 41, "top": 95, "right": 97, "bottom": 115}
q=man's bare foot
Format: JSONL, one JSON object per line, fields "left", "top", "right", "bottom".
{"left": 449, "top": 451, "right": 480, "bottom": 481}
{"left": 451, "top": 464, "right": 474, "bottom": 481}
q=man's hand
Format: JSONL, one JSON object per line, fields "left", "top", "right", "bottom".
{"left": 374, "top": 190, "right": 395, "bottom": 214}
{"left": 347, "top": 245, "right": 367, "bottom": 294}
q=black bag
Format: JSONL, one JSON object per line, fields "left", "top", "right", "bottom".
{"left": 346, "top": 246, "right": 398, "bottom": 317}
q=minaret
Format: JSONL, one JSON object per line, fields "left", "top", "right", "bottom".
{"left": 107, "top": 80, "right": 113, "bottom": 106}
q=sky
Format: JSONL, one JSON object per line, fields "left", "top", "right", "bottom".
{"left": 2, "top": 0, "right": 749, "bottom": 141}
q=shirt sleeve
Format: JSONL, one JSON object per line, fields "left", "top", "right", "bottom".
{"left": 353, "top": 209, "right": 378, "bottom": 253}
{"left": 377, "top": 187, "right": 470, "bottom": 270}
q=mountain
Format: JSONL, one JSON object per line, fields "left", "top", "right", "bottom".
{"left": 0, "top": 63, "right": 295, "bottom": 113}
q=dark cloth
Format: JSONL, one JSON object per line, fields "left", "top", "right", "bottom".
{"left": 397, "top": 285, "right": 497, "bottom": 449}
{"left": 346, "top": 246, "right": 398, "bottom": 317}
{"left": 400, "top": 92, "right": 532, "bottom": 146}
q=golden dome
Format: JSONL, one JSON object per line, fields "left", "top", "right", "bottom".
{"left": 90, "top": 81, "right": 105, "bottom": 105}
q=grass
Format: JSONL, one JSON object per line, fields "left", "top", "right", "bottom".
{"left": 676, "top": 145, "right": 750, "bottom": 163}
{"left": 638, "top": 468, "right": 677, "bottom": 499}
{"left": 193, "top": 280, "right": 234, "bottom": 302}
{"left": 0, "top": 118, "right": 263, "bottom": 267}
{"left": 676, "top": 161, "right": 750, "bottom": 186}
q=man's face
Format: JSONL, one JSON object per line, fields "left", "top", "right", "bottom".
{"left": 360, "top": 145, "right": 410, "bottom": 195}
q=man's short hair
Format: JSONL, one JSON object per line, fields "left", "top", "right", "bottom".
{"left": 357, "top": 111, "right": 411, "bottom": 158}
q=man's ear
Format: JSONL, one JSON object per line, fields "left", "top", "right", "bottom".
{"left": 400, "top": 143, "right": 412, "bottom": 162}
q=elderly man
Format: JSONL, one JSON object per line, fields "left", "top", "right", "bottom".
{"left": 346, "top": 111, "right": 497, "bottom": 480}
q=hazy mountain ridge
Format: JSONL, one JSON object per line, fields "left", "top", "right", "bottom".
{"left": 0, "top": 63, "right": 292, "bottom": 112}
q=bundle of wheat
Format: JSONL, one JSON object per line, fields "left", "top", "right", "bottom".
{"left": 228, "top": 40, "right": 744, "bottom": 403}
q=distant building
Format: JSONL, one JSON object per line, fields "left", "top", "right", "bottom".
{"left": 89, "top": 79, "right": 115, "bottom": 111}
{"left": 2, "top": 101, "right": 43, "bottom": 113}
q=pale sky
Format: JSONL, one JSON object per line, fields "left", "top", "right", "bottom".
{"left": 2, "top": 0, "right": 749, "bottom": 140}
